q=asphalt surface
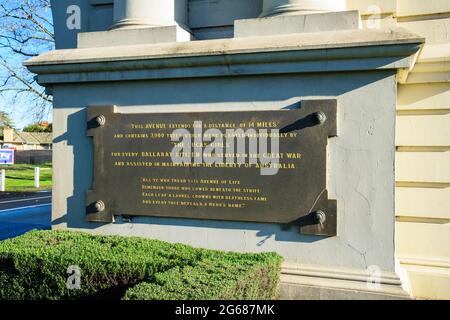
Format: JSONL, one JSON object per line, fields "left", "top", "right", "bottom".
{"left": 0, "top": 191, "right": 51, "bottom": 241}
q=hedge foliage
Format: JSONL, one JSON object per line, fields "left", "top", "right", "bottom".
{"left": 0, "top": 230, "right": 282, "bottom": 300}
{"left": 123, "top": 252, "right": 281, "bottom": 300}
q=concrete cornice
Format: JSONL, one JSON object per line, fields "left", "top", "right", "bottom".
{"left": 26, "top": 27, "right": 423, "bottom": 66}
{"left": 25, "top": 27, "right": 424, "bottom": 85}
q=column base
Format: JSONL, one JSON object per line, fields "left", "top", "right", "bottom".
{"left": 235, "top": 11, "right": 360, "bottom": 38}
{"left": 109, "top": 18, "right": 160, "bottom": 30}
{"left": 78, "top": 25, "right": 194, "bottom": 49}
{"left": 260, "top": 0, "right": 347, "bottom": 18}
{"left": 280, "top": 263, "right": 412, "bottom": 300}
{"left": 261, "top": 7, "right": 325, "bottom": 18}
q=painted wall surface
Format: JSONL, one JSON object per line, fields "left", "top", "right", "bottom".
{"left": 51, "top": 71, "right": 397, "bottom": 273}
{"left": 348, "top": 0, "right": 450, "bottom": 300}
{"left": 47, "top": 0, "right": 448, "bottom": 299}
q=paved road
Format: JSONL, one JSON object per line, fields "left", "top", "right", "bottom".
{"left": 0, "top": 191, "right": 51, "bottom": 241}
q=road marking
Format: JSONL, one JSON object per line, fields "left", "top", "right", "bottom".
{"left": 0, "top": 203, "right": 51, "bottom": 213}
{"left": 0, "top": 196, "right": 51, "bottom": 204}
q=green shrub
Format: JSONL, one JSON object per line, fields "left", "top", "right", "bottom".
{"left": 0, "top": 230, "right": 282, "bottom": 300}
{"left": 123, "top": 252, "right": 282, "bottom": 300}
{"left": 0, "top": 230, "right": 202, "bottom": 300}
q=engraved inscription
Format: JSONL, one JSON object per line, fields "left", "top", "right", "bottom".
{"left": 86, "top": 100, "right": 338, "bottom": 236}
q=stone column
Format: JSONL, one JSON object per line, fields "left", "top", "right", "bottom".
{"left": 261, "top": 0, "right": 347, "bottom": 17}
{"left": 111, "top": 0, "right": 179, "bottom": 29}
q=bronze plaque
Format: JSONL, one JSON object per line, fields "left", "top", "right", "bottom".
{"left": 86, "top": 100, "right": 337, "bottom": 236}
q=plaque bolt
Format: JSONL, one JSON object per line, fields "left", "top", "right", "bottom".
{"left": 314, "top": 111, "right": 327, "bottom": 125}
{"left": 94, "top": 200, "right": 105, "bottom": 212}
{"left": 313, "top": 210, "right": 326, "bottom": 226}
{"left": 96, "top": 115, "right": 106, "bottom": 127}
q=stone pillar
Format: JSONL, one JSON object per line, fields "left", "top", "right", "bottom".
{"left": 80, "top": 0, "right": 191, "bottom": 48}
{"left": 111, "top": 0, "right": 181, "bottom": 29}
{"left": 261, "top": 0, "right": 347, "bottom": 17}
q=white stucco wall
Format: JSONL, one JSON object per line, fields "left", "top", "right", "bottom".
{"left": 51, "top": 70, "right": 397, "bottom": 271}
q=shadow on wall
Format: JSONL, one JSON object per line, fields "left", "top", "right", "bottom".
{"left": 52, "top": 71, "right": 394, "bottom": 244}
{"left": 54, "top": 72, "right": 391, "bottom": 108}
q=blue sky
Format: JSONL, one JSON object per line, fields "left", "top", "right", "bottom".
{"left": 0, "top": 0, "right": 54, "bottom": 129}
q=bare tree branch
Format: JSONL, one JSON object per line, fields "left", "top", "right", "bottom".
{"left": 0, "top": 0, "right": 53, "bottom": 121}
{"left": 0, "top": 59, "right": 52, "bottom": 103}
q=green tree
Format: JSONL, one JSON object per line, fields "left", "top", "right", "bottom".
{"left": 0, "top": 110, "right": 14, "bottom": 140}
{"left": 0, "top": 110, "right": 14, "bottom": 129}
{"left": 23, "top": 121, "right": 52, "bottom": 132}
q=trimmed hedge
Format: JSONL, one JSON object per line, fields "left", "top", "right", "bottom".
{"left": 0, "top": 230, "right": 282, "bottom": 300}
{"left": 123, "top": 252, "right": 281, "bottom": 300}
{"left": 0, "top": 230, "right": 202, "bottom": 300}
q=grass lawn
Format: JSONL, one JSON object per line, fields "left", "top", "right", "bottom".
{"left": 0, "top": 163, "right": 52, "bottom": 192}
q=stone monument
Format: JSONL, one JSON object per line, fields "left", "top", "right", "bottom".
{"left": 26, "top": 0, "right": 423, "bottom": 299}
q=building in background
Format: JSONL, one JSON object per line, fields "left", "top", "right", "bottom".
{"left": 27, "top": 0, "right": 449, "bottom": 300}
{"left": 2, "top": 128, "right": 52, "bottom": 150}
